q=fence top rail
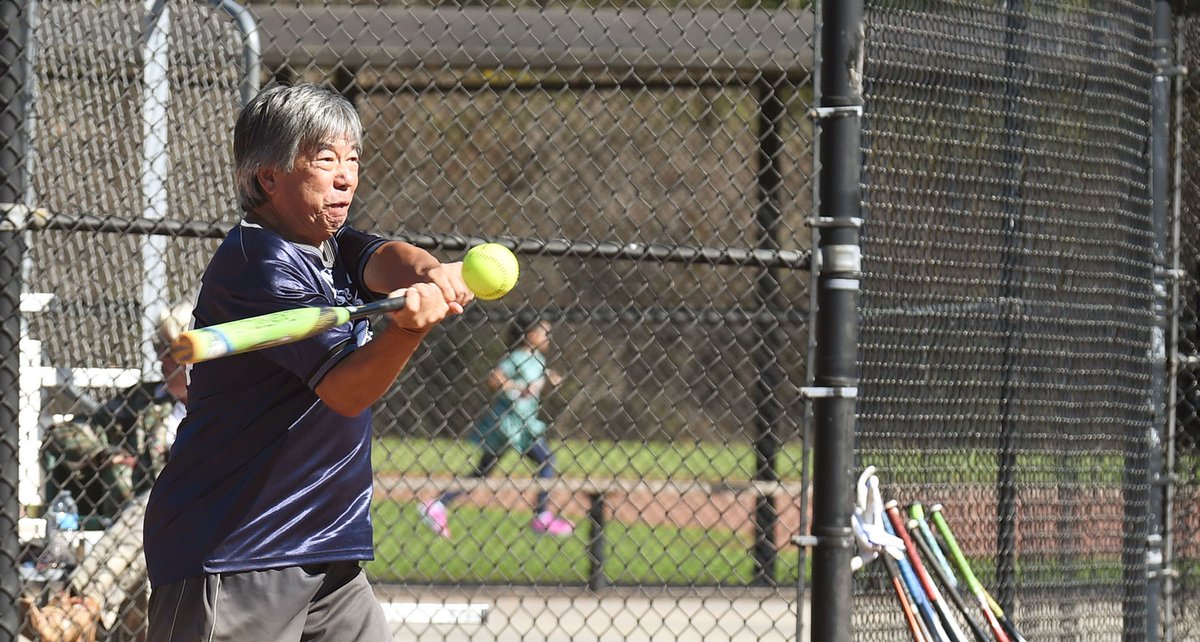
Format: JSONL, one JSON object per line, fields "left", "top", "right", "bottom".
{"left": 252, "top": 5, "right": 815, "bottom": 80}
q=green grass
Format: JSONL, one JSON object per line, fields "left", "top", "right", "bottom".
{"left": 373, "top": 436, "right": 806, "bottom": 482}
{"left": 861, "top": 450, "right": 1133, "bottom": 486}
{"left": 368, "top": 437, "right": 1136, "bottom": 586}
{"left": 373, "top": 436, "right": 1132, "bottom": 486}
{"left": 369, "top": 496, "right": 1126, "bottom": 589}
{"left": 368, "top": 499, "right": 804, "bottom": 585}
{"left": 370, "top": 437, "right": 807, "bottom": 585}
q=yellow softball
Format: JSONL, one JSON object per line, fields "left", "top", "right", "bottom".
{"left": 462, "top": 243, "right": 519, "bottom": 300}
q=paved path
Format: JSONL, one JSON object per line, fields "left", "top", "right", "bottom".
{"left": 376, "top": 586, "right": 809, "bottom": 642}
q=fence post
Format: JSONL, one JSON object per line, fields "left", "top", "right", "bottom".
{"left": 0, "top": 0, "right": 29, "bottom": 635}
{"left": 1163, "top": 9, "right": 1187, "bottom": 642}
{"left": 1138, "top": 1, "right": 1176, "bottom": 640}
{"left": 995, "top": 0, "right": 1028, "bottom": 613}
{"left": 808, "top": 0, "right": 864, "bottom": 640}
{"left": 586, "top": 492, "right": 607, "bottom": 591}
{"left": 751, "top": 74, "right": 786, "bottom": 587}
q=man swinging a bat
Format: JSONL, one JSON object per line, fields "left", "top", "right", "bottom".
{"left": 142, "top": 83, "right": 473, "bottom": 642}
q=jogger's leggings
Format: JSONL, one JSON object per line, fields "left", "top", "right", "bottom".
{"left": 440, "top": 440, "right": 556, "bottom": 514}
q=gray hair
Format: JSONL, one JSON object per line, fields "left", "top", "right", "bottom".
{"left": 233, "top": 83, "right": 363, "bottom": 212}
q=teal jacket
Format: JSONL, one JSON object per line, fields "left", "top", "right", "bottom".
{"left": 471, "top": 348, "right": 549, "bottom": 454}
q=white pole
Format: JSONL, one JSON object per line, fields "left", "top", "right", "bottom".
{"left": 141, "top": 0, "right": 170, "bottom": 377}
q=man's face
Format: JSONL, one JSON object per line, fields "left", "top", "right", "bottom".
{"left": 258, "top": 136, "right": 359, "bottom": 244}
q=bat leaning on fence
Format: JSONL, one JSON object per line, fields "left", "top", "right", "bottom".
{"left": 885, "top": 515, "right": 950, "bottom": 642}
{"left": 907, "top": 502, "right": 992, "bottom": 642}
{"left": 982, "top": 585, "right": 1027, "bottom": 642}
{"left": 904, "top": 510, "right": 992, "bottom": 642}
{"left": 928, "top": 504, "right": 1021, "bottom": 642}
{"left": 886, "top": 502, "right": 971, "bottom": 642}
{"left": 882, "top": 551, "right": 930, "bottom": 642}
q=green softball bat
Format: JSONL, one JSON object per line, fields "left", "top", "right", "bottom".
{"left": 171, "top": 297, "right": 407, "bottom": 364}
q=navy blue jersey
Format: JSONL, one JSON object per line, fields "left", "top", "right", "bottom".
{"left": 144, "top": 223, "right": 388, "bottom": 587}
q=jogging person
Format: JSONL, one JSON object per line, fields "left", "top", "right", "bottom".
{"left": 421, "top": 310, "right": 573, "bottom": 538}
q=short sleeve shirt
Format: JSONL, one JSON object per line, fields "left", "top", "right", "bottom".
{"left": 471, "top": 349, "right": 548, "bottom": 455}
{"left": 143, "top": 223, "right": 387, "bottom": 587}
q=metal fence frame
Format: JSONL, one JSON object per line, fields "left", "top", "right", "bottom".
{"left": 2, "top": 2, "right": 818, "bottom": 639}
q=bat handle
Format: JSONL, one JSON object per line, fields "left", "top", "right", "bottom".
{"left": 348, "top": 294, "right": 409, "bottom": 320}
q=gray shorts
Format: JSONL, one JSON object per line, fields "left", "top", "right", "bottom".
{"left": 146, "top": 562, "right": 390, "bottom": 642}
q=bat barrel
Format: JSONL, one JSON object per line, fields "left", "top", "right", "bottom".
{"left": 172, "top": 327, "right": 236, "bottom": 364}
{"left": 169, "top": 295, "right": 408, "bottom": 365}
{"left": 172, "top": 306, "right": 351, "bottom": 364}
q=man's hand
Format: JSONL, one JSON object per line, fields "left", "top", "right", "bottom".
{"left": 423, "top": 262, "right": 473, "bottom": 314}
{"left": 111, "top": 453, "right": 137, "bottom": 467}
{"left": 20, "top": 592, "right": 100, "bottom": 642}
{"left": 385, "top": 282, "right": 453, "bottom": 333}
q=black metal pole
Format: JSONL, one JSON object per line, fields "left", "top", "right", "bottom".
{"left": 808, "top": 0, "right": 863, "bottom": 640}
{"left": 586, "top": 492, "right": 607, "bottom": 591}
{"left": 1162, "top": 14, "right": 1186, "bottom": 642}
{"left": 1133, "top": 2, "right": 1174, "bottom": 641}
{"left": 996, "top": 0, "right": 1027, "bottom": 614}
{"left": 0, "top": 0, "right": 27, "bottom": 636}
{"left": 751, "top": 75, "right": 786, "bottom": 587}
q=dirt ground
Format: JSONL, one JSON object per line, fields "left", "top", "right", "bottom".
{"left": 377, "top": 474, "right": 1141, "bottom": 554}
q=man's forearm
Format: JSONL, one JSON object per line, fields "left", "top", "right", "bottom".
{"left": 314, "top": 323, "right": 429, "bottom": 416}
{"left": 363, "top": 241, "right": 441, "bottom": 295}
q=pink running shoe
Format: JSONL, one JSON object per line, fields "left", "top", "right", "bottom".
{"left": 420, "top": 500, "right": 451, "bottom": 539}
{"left": 531, "top": 511, "right": 574, "bottom": 537}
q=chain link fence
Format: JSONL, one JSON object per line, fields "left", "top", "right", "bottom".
{"left": 1172, "top": 8, "right": 1200, "bottom": 642}
{"left": 0, "top": 0, "right": 1191, "bottom": 641}
{"left": 9, "top": 0, "right": 816, "bottom": 640}
{"left": 856, "top": 1, "right": 1160, "bottom": 641}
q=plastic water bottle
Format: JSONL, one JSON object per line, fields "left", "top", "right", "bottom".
{"left": 48, "top": 491, "right": 80, "bottom": 532}
{"left": 41, "top": 490, "right": 80, "bottom": 573}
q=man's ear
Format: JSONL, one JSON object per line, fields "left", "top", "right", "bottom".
{"left": 256, "top": 166, "right": 277, "bottom": 196}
